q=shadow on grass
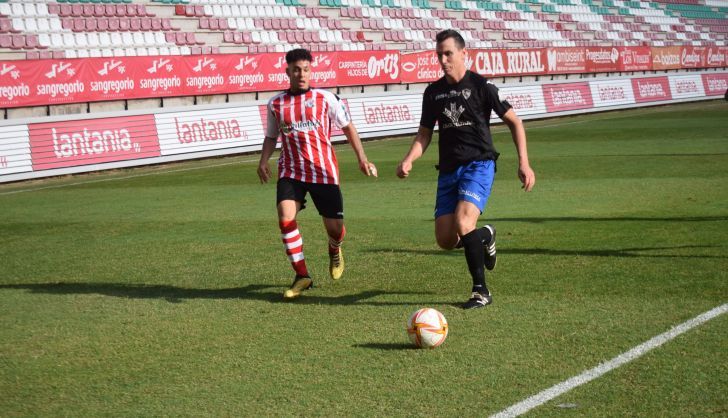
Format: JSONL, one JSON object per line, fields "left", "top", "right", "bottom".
{"left": 353, "top": 343, "right": 418, "bottom": 350}
{"left": 488, "top": 215, "right": 728, "bottom": 223}
{"left": 366, "top": 245, "right": 726, "bottom": 259}
{"left": 0, "top": 282, "right": 449, "bottom": 306}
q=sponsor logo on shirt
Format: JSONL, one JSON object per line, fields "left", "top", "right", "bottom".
{"left": 281, "top": 119, "right": 322, "bottom": 135}
{"left": 442, "top": 102, "right": 472, "bottom": 129}
{"left": 434, "top": 90, "right": 469, "bottom": 100}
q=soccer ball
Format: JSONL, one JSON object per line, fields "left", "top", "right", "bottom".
{"left": 406, "top": 308, "right": 448, "bottom": 348}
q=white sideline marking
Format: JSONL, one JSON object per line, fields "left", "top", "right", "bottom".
{"left": 491, "top": 303, "right": 728, "bottom": 418}
{"left": 1, "top": 102, "right": 720, "bottom": 196}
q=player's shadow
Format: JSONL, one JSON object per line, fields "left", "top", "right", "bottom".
{"left": 0, "top": 282, "right": 446, "bottom": 306}
{"left": 488, "top": 215, "right": 728, "bottom": 223}
{"left": 353, "top": 343, "right": 418, "bottom": 350}
{"left": 366, "top": 244, "right": 725, "bottom": 259}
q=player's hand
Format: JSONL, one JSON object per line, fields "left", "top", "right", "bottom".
{"left": 257, "top": 161, "right": 272, "bottom": 184}
{"left": 359, "top": 161, "right": 378, "bottom": 177}
{"left": 396, "top": 160, "right": 412, "bottom": 178}
{"left": 518, "top": 164, "right": 535, "bottom": 192}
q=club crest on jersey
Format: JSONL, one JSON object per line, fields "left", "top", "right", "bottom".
{"left": 462, "top": 89, "right": 471, "bottom": 100}
{"left": 305, "top": 99, "right": 315, "bottom": 108}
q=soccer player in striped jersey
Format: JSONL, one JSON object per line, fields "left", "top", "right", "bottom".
{"left": 257, "top": 48, "right": 378, "bottom": 300}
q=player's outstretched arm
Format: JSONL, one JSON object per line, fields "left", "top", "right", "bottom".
{"left": 397, "top": 126, "right": 433, "bottom": 178}
{"left": 501, "top": 110, "right": 535, "bottom": 192}
{"left": 342, "top": 123, "right": 377, "bottom": 177}
{"left": 257, "top": 136, "right": 277, "bottom": 184}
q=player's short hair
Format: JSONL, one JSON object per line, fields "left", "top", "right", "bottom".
{"left": 286, "top": 48, "right": 313, "bottom": 64}
{"left": 436, "top": 30, "right": 466, "bottom": 49}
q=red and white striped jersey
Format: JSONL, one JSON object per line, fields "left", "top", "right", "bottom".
{"left": 266, "top": 88, "right": 352, "bottom": 185}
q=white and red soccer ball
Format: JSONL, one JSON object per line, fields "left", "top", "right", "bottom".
{"left": 407, "top": 308, "right": 448, "bottom": 348}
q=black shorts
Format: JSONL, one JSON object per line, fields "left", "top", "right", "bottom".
{"left": 277, "top": 177, "right": 344, "bottom": 219}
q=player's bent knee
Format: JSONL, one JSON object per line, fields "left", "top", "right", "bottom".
{"left": 436, "top": 235, "right": 458, "bottom": 250}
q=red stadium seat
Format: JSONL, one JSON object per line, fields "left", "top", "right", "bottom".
{"left": 108, "top": 18, "right": 119, "bottom": 31}
{"left": 0, "top": 18, "right": 11, "bottom": 33}
{"left": 26, "top": 34, "right": 40, "bottom": 49}
{"left": 72, "top": 18, "right": 85, "bottom": 32}
{"left": 97, "top": 18, "right": 108, "bottom": 31}
{"left": 11, "top": 34, "right": 25, "bottom": 49}
{"left": 130, "top": 17, "right": 140, "bottom": 31}
{"left": 126, "top": 4, "right": 138, "bottom": 17}
{"left": 0, "top": 34, "right": 10, "bottom": 48}
{"left": 141, "top": 18, "right": 151, "bottom": 31}
{"left": 85, "top": 18, "right": 97, "bottom": 31}
{"left": 71, "top": 4, "right": 82, "bottom": 17}
{"left": 119, "top": 18, "right": 129, "bottom": 31}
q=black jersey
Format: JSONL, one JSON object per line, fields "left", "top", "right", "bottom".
{"left": 419, "top": 71, "right": 512, "bottom": 173}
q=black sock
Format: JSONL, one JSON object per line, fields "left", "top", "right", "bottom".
{"left": 461, "top": 229, "right": 488, "bottom": 293}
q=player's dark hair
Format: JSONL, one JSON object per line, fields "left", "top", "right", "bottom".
{"left": 436, "top": 30, "right": 466, "bottom": 49}
{"left": 286, "top": 48, "right": 313, "bottom": 64}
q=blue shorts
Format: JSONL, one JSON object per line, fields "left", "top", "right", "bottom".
{"left": 434, "top": 160, "right": 495, "bottom": 218}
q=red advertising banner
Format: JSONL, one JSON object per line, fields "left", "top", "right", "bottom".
{"left": 619, "top": 46, "right": 652, "bottom": 72}
{"left": 585, "top": 46, "right": 621, "bottom": 73}
{"left": 400, "top": 50, "right": 442, "bottom": 83}
{"left": 2, "top": 48, "right": 724, "bottom": 109}
{"left": 701, "top": 73, "right": 728, "bottom": 96}
{"left": 29, "top": 114, "right": 161, "bottom": 170}
{"left": 336, "top": 50, "right": 401, "bottom": 86}
{"left": 680, "top": 47, "right": 707, "bottom": 69}
{"left": 706, "top": 47, "right": 728, "bottom": 68}
{"left": 546, "top": 48, "right": 587, "bottom": 74}
{"left": 471, "top": 48, "right": 547, "bottom": 77}
{"left": 631, "top": 76, "right": 672, "bottom": 103}
{"left": 542, "top": 82, "right": 594, "bottom": 112}
{"left": 0, "top": 52, "right": 400, "bottom": 109}
{"left": 651, "top": 47, "right": 683, "bottom": 70}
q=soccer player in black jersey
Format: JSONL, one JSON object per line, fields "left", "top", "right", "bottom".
{"left": 396, "top": 30, "right": 536, "bottom": 309}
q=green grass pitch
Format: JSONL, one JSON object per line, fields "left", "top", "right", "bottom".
{"left": 1, "top": 101, "right": 726, "bottom": 416}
